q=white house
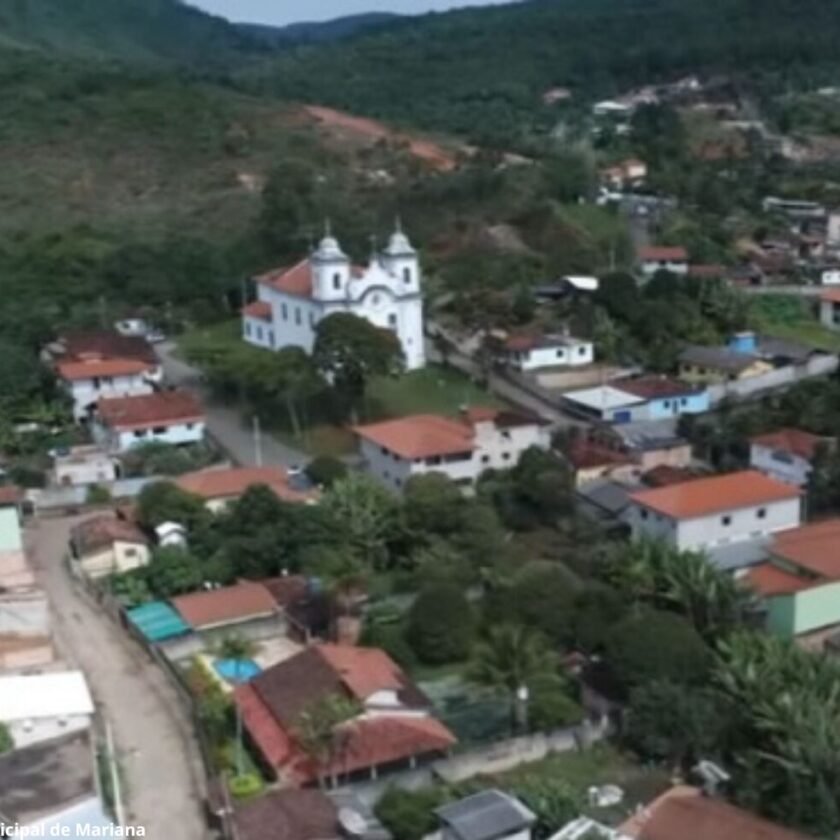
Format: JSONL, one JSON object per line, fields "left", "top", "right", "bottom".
{"left": 53, "top": 445, "right": 118, "bottom": 487}
{"left": 70, "top": 515, "right": 151, "bottom": 579}
{"left": 626, "top": 470, "right": 802, "bottom": 554}
{"left": 436, "top": 790, "right": 537, "bottom": 840}
{"left": 638, "top": 245, "right": 689, "bottom": 278}
{"left": 750, "top": 428, "right": 827, "bottom": 487}
{"left": 503, "top": 333, "right": 594, "bottom": 371}
{"left": 243, "top": 225, "right": 425, "bottom": 370}
{"left": 0, "top": 670, "right": 95, "bottom": 748}
{"left": 355, "top": 408, "right": 551, "bottom": 491}
{"left": 93, "top": 390, "right": 205, "bottom": 453}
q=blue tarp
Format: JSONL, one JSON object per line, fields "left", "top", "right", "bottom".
{"left": 128, "top": 601, "right": 190, "bottom": 643}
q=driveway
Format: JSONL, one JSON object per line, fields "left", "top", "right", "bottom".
{"left": 26, "top": 515, "right": 208, "bottom": 839}
{"left": 156, "top": 340, "right": 307, "bottom": 468}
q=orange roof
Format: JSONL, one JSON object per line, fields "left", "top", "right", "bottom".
{"left": 751, "top": 428, "right": 825, "bottom": 461}
{"left": 821, "top": 289, "right": 840, "bottom": 304}
{"left": 355, "top": 414, "right": 474, "bottom": 460}
{"left": 746, "top": 562, "right": 813, "bottom": 596}
{"left": 771, "top": 518, "right": 840, "bottom": 579}
{"left": 242, "top": 301, "right": 272, "bottom": 321}
{"left": 568, "top": 438, "right": 633, "bottom": 470}
{"left": 318, "top": 644, "right": 405, "bottom": 701}
{"left": 629, "top": 470, "right": 800, "bottom": 519}
{"left": 639, "top": 245, "right": 688, "bottom": 263}
{"left": 97, "top": 391, "right": 204, "bottom": 431}
{"left": 256, "top": 260, "right": 313, "bottom": 298}
{"left": 172, "top": 581, "right": 277, "bottom": 630}
{"left": 175, "top": 467, "right": 317, "bottom": 504}
{"left": 620, "top": 784, "right": 809, "bottom": 840}
{"left": 57, "top": 358, "right": 153, "bottom": 381}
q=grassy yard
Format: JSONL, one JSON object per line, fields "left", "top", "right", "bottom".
{"left": 751, "top": 294, "right": 840, "bottom": 351}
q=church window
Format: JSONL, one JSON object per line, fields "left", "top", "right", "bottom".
{"left": 281, "top": 303, "right": 288, "bottom": 321}
{"left": 309, "top": 312, "right": 315, "bottom": 326}
{"left": 388, "top": 314, "right": 398, "bottom": 328}
{"left": 403, "top": 267, "right": 412, "bottom": 284}
{"left": 244, "top": 323, "right": 251, "bottom": 336}
{"left": 295, "top": 308, "right": 302, "bottom": 326}
{"left": 333, "top": 272, "right": 341, "bottom": 290}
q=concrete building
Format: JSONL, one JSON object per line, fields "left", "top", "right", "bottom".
{"left": 355, "top": 408, "right": 550, "bottom": 492}
{"left": 0, "top": 488, "right": 31, "bottom": 593}
{"left": 52, "top": 445, "right": 118, "bottom": 487}
{"left": 436, "top": 790, "right": 537, "bottom": 840}
{"left": 749, "top": 428, "right": 828, "bottom": 486}
{"left": 562, "top": 377, "right": 708, "bottom": 424}
{"left": 820, "top": 288, "right": 840, "bottom": 330}
{"left": 243, "top": 225, "right": 425, "bottom": 370}
{"left": 638, "top": 245, "right": 689, "bottom": 278}
{"left": 502, "top": 333, "right": 594, "bottom": 371}
{"left": 678, "top": 346, "right": 773, "bottom": 385}
{"left": 93, "top": 390, "right": 205, "bottom": 453}
{"left": 626, "top": 470, "right": 802, "bottom": 554}
{"left": 747, "top": 519, "right": 840, "bottom": 640}
{"left": 0, "top": 670, "right": 94, "bottom": 748}
{"left": 70, "top": 515, "right": 151, "bottom": 579}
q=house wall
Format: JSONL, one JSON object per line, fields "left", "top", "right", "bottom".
{"left": 750, "top": 444, "right": 811, "bottom": 486}
{"left": 54, "top": 456, "right": 117, "bottom": 487}
{"left": 766, "top": 581, "right": 840, "bottom": 638}
{"left": 627, "top": 496, "right": 802, "bottom": 551}
{"left": 95, "top": 420, "right": 206, "bottom": 453}
{"left": 0, "top": 505, "right": 22, "bottom": 552}
{"left": 196, "top": 613, "right": 286, "bottom": 650}
{"left": 643, "top": 391, "right": 710, "bottom": 421}
{"left": 679, "top": 359, "right": 773, "bottom": 385}
{"left": 242, "top": 315, "right": 276, "bottom": 350}
{"left": 79, "top": 541, "right": 151, "bottom": 579}
{"left": 0, "top": 638, "right": 54, "bottom": 671}
{"left": 66, "top": 372, "right": 156, "bottom": 422}
{"left": 0, "top": 591, "right": 50, "bottom": 635}
{"left": 0, "top": 551, "right": 34, "bottom": 591}
{"left": 5, "top": 712, "right": 92, "bottom": 749}
{"left": 641, "top": 259, "right": 688, "bottom": 277}
{"left": 575, "top": 463, "right": 638, "bottom": 488}
{"left": 821, "top": 300, "right": 840, "bottom": 330}
{"left": 636, "top": 444, "right": 693, "bottom": 472}
{"left": 513, "top": 343, "right": 594, "bottom": 371}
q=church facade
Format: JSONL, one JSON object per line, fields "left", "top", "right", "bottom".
{"left": 242, "top": 226, "right": 425, "bottom": 370}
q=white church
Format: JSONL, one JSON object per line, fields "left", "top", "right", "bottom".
{"left": 242, "top": 225, "right": 426, "bottom": 370}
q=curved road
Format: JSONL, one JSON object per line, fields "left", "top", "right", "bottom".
{"left": 27, "top": 515, "right": 207, "bottom": 840}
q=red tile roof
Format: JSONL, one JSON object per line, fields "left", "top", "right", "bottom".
{"left": 751, "top": 428, "right": 825, "bottom": 462}
{"left": 58, "top": 332, "right": 158, "bottom": 366}
{"left": 355, "top": 414, "right": 474, "bottom": 460}
{"left": 71, "top": 515, "right": 149, "bottom": 556}
{"left": 688, "top": 264, "right": 726, "bottom": 278}
{"left": 175, "top": 467, "right": 317, "bottom": 504}
{"left": 620, "top": 785, "right": 809, "bottom": 840}
{"left": 57, "top": 358, "right": 153, "bottom": 382}
{"left": 639, "top": 245, "right": 688, "bottom": 263}
{"left": 567, "top": 439, "right": 633, "bottom": 470}
{"left": 0, "top": 487, "right": 22, "bottom": 507}
{"left": 171, "top": 581, "right": 277, "bottom": 630}
{"left": 242, "top": 301, "right": 272, "bottom": 321}
{"left": 255, "top": 259, "right": 365, "bottom": 299}
{"left": 318, "top": 644, "right": 406, "bottom": 701}
{"left": 97, "top": 391, "right": 204, "bottom": 431}
{"left": 234, "top": 790, "right": 338, "bottom": 840}
{"left": 771, "top": 518, "right": 840, "bottom": 579}
{"left": 642, "top": 465, "right": 705, "bottom": 488}
{"left": 746, "top": 562, "right": 813, "bottom": 596}
{"left": 821, "top": 289, "right": 840, "bottom": 304}
{"left": 629, "top": 470, "right": 801, "bottom": 519}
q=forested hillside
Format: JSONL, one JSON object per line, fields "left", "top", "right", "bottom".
{"left": 240, "top": 13, "right": 401, "bottom": 46}
{"left": 0, "top": 0, "right": 256, "bottom": 65}
{"left": 248, "top": 0, "right": 840, "bottom": 145}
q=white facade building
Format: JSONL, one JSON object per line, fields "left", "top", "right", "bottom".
{"left": 749, "top": 429, "right": 825, "bottom": 487}
{"left": 0, "top": 671, "right": 94, "bottom": 748}
{"left": 356, "top": 408, "right": 551, "bottom": 492}
{"left": 504, "top": 334, "right": 594, "bottom": 371}
{"left": 626, "top": 470, "right": 802, "bottom": 554}
{"left": 93, "top": 391, "right": 206, "bottom": 454}
{"left": 243, "top": 225, "right": 425, "bottom": 370}
{"left": 638, "top": 246, "right": 689, "bottom": 278}
{"left": 58, "top": 361, "right": 160, "bottom": 422}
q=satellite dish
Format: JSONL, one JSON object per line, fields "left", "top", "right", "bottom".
{"left": 338, "top": 808, "right": 368, "bottom": 838}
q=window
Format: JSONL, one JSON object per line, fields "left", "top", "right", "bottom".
{"left": 680, "top": 398, "right": 687, "bottom": 406}
{"left": 153, "top": 426, "right": 166, "bottom": 435}
{"left": 722, "top": 515, "right": 732, "bottom": 526}
{"left": 501, "top": 430, "right": 512, "bottom": 441}
{"left": 640, "top": 509, "right": 648, "bottom": 520}
{"left": 663, "top": 400, "right": 671, "bottom": 409}
{"left": 244, "top": 322, "right": 251, "bottom": 336}
{"left": 481, "top": 455, "right": 490, "bottom": 464}
{"left": 333, "top": 272, "right": 341, "bottom": 290}
{"left": 380, "top": 446, "right": 388, "bottom": 456}
{"left": 403, "top": 267, "right": 412, "bottom": 284}
{"left": 757, "top": 508, "right": 767, "bottom": 519}
{"left": 281, "top": 303, "right": 288, "bottom": 320}
{"left": 124, "top": 548, "right": 137, "bottom": 559}
{"left": 93, "top": 377, "right": 101, "bottom": 388}
{"left": 372, "top": 294, "right": 381, "bottom": 306}
{"left": 256, "top": 327, "right": 263, "bottom": 341}
{"left": 388, "top": 313, "right": 398, "bottom": 328}
{"left": 502, "top": 452, "right": 511, "bottom": 461}
{"left": 268, "top": 330, "right": 275, "bottom": 348}
{"left": 102, "top": 377, "right": 113, "bottom": 385}
{"left": 578, "top": 346, "right": 587, "bottom": 356}
{"left": 186, "top": 423, "right": 195, "bottom": 431}
{"left": 309, "top": 312, "right": 315, "bottom": 326}
{"left": 133, "top": 430, "right": 147, "bottom": 439}
{"left": 556, "top": 349, "right": 566, "bottom": 359}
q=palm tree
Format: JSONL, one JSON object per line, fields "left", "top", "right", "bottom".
{"left": 468, "top": 624, "right": 556, "bottom": 732}
{"left": 293, "top": 693, "right": 361, "bottom": 789}
{"left": 216, "top": 634, "right": 258, "bottom": 778}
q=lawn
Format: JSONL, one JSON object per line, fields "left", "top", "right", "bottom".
{"left": 751, "top": 294, "right": 840, "bottom": 351}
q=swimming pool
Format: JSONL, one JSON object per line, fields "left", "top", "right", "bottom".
{"left": 213, "top": 658, "right": 262, "bottom": 684}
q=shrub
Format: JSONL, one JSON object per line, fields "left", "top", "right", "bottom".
{"left": 361, "top": 622, "right": 417, "bottom": 670}
{"left": 375, "top": 787, "right": 449, "bottom": 840}
{"left": 305, "top": 455, "right": 348, "bottom": 488}
{"left": 228, "top": 772, "right": 263, "bottom": 800}
{"left": 86, "top": 484, "right": 112, "bottom": 505}
{"left": 406, "top": 582, "right": 475, "bottom": 665}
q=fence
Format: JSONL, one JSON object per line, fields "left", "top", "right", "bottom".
{"left": 29, "top": 476, "right": 158, "bottom": 512}
{"left": 707, "top": 354, "right": 838, "bottom": 404}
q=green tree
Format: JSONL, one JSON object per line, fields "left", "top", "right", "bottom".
{"left": 406, "top": 582, "right": 475, "bottom": 664}
{"left": 375, "top": 787, "right": 449, "bottom": 840}
{"left": 293, "top": 693, "right": 361, "bottom": 789}
{"left": 604, "top": 609, "right": 710, "bottom": 692}
{"left": 0, "top": 722, "right": 13, "bottom": 754}
{"left": 402, "top": 472, "right": 465, "bottom": 537}
{"left": 136, "top": 481, "right": 208, "bottom": 532}
{"left": 313, "top": 313, "right": 404, "bottom": 421}
{"left": 305, "top": 455, "right": 348, "bottom": 488}
{"left": 145, "top": 547, "right": 203, "bottom": 597}
{"left": 322, "top": 473, "right": 398, "bottom": 570}
{"left": 216, "top": 635, "right": 258, "bottom": 777}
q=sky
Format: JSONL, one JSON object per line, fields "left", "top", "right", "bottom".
{"left": 189, "top": 0, "right": 510, "bottom": 27}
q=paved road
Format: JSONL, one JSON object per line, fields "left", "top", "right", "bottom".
{"left": 156, "top": 341, "right": 307, "bottom": 468}
{"left": 27, "top": 515, "right": 207, "bottom": 840}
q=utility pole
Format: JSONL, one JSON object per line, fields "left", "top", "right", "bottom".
{"left": 253, "top": 416, "right": 263, "bottom": 467}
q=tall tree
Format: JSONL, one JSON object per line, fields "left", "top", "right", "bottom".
{"left": 216, "top": 634, "right": 258, "bottom": 777}
{"left": 313, "top": 313, "right": 404, "bottom": 421}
